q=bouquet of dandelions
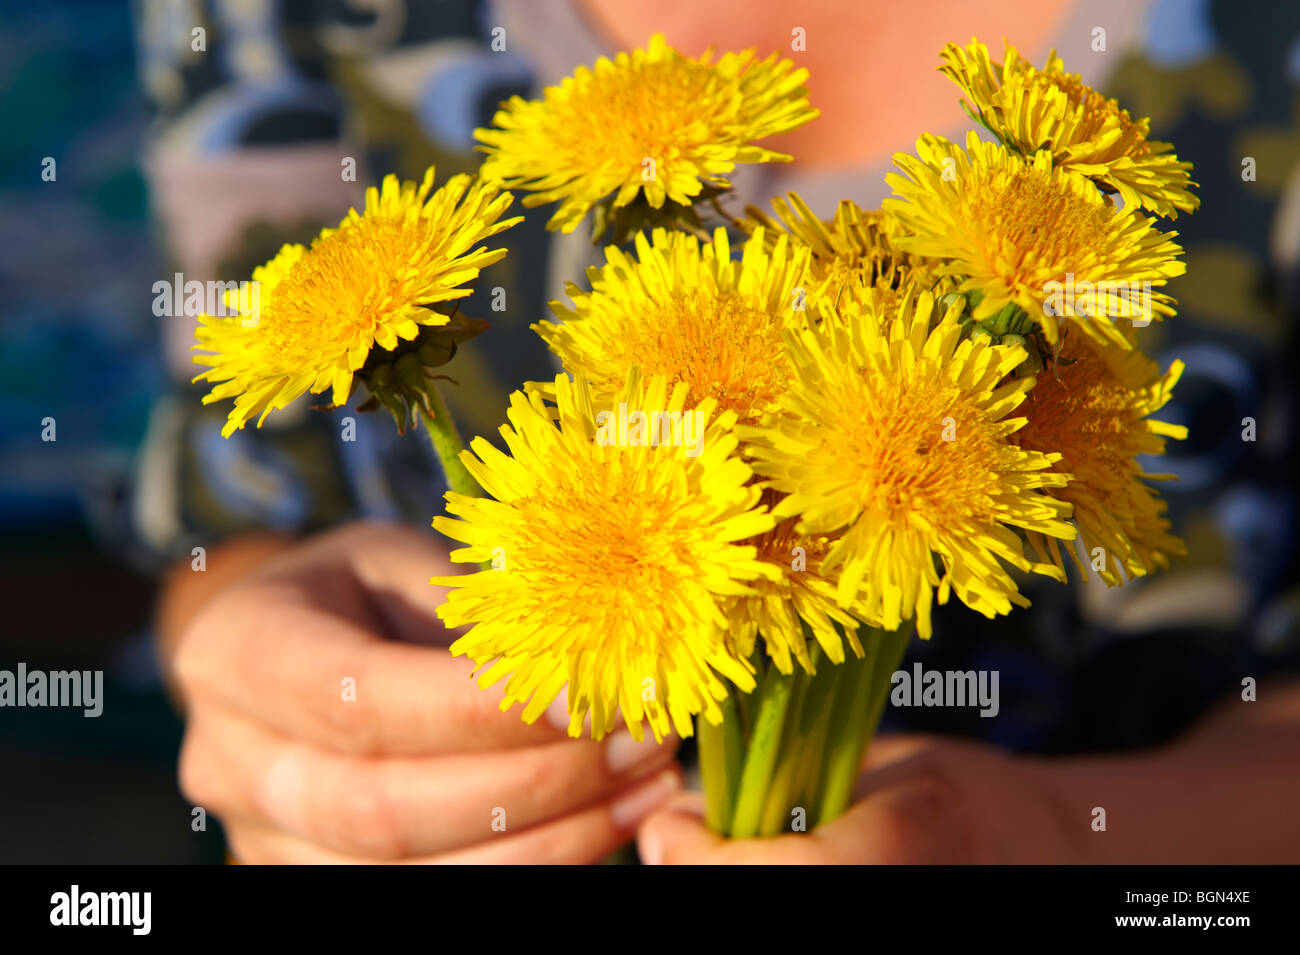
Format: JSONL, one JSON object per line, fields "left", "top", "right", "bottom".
{"left": 194, "top": 36, "right": 1197, "bottom": 839}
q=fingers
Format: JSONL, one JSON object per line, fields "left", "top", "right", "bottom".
{"left": 638, "top": 792, "right": 840, "bottom": 864}
{"left": 860, "top": 733, "right": 946, "bottom": 771}
{"left": 638, "top": 735, "right": 968, "bottom": 865}
{"left": 245, "top": 521, "right": 461, "bottom": 647}
{"left": 636, "top": 796, "right": 902, "bottom": 865}
{"left": 437, "top": 766, "right": 682, "bottom": 864}
{"left": 176, "top": 590, "right": 570, "bottom": 756}
{"left": 318, "top": 521, "right": 463, "bottom": 646}
{"left": 174, "top": 520, "right": 680, "bottom": 864}
{"left": 174, "top": 520, "right": 598, "bottom": 756}
{"left": 807, "top": 769, "right": 960, "bottom": 863}
{"left": 224, "top": 767, "right": 683, "bottom": 864}
{"left": 180, "top": 702, "right": 681, "bottom": 859}
{"left": 636, "top": 792, "right": 728, "bottom": 864}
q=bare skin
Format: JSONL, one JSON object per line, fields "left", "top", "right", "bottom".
{"left": 164, "top": 522, "right": 680, "bottom": 863}
{"left": 578, "top": 0, "right": 1075, "bottom": 168}
{"left": 165, "top": 523, "right": 1300, "bottom": 864}
{"left": 638, "top": 695, "right": 1300, "bottom": 864}
{"left": 160, "top": 1, "right": 1300, "bottom": 864}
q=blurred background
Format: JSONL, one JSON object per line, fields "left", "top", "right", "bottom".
{"left": 2, "top": 0, "right": 1299, "bottom": 862}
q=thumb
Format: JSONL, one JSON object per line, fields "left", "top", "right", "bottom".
{"left": 637, "top": 793, "right": 724, "bottom": 864}
{"left": 637, "top": 793, "right": 827, "bottom": 864}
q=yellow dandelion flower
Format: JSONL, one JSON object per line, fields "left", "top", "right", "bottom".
{"left": 884, "top": 132, "right": 1185, "bottom": 349}
{"left": 433, "top": 371, "right": 779, "bottom": 742}
{"left": 721, "top": 493, "right": 866, "bottom": 676}
{"left": 1016, "top": 332, "right": 1187, "bottom": 585}
{"left": 740, "top": 291, "right": 1077, "bottom": 639}
{"left": 475, "top": 33, "right": 818, "bottom": 233}
{"left": 193, "top": 168, "right": 520, "bottom": 437}
{"left": 939, "top": 38, "right": 1199, "bottom": 217}
{"left": 746, "top": 193, "right": 948, "bottom": 307}
{"left": 534, "top": 226, "right": 810, "bottom": 425}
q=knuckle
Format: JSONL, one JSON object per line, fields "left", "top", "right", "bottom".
{"left": 170, "top": 618, "right": 215, "bottom": 694}
{"left": 318, "top": 653, "right": 382, "bottom": 757}
{"left": 334, "top": 519, "right": 407, "bottom": 550}
{"left": 517, "top": 746, "right": 580, "bottom": 813}
{"left": 225, "top": 826, "right": 273, "bottom": 865}
{"left": 449, "top": 682, "right": 532, "bottom": 746}
{"left": 177, "top": 727, "right": 221, "bottom": 809}
{"left": 171, "top": 584, "right": 257, "bottom": 694}
{"left": 324, "top": 705, "right": 380, "bottom": 757}
{"left": 333, "top": 773, "right": 406, "bottom": 859}
{"left": 870, "top": 767, "right": 962, "bottom": 863}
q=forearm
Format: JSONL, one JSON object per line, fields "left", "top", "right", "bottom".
{"left": 1039, "top": 682, "right": 1300, "bottom": 863}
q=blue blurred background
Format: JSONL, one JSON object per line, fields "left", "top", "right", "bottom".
{"left": 0, "top": 0, "right": 191, "bottom": 863}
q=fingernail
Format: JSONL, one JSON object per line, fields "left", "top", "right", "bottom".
{"left": 638, "top": 828, "right": 664, "bottom": 867}
{"left": 611, "top": 769, "right": 680, "bottom": 831}
{"left": 545, "top": 696, "right": 573, "bottom": 731}
{"left": 603, "top": 729, "right": 663, "bottom": 773}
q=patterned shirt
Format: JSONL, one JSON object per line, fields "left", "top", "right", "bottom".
{"left": 117, "top": 0, "right": 1300, "bottom": 753}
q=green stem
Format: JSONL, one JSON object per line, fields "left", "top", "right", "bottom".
{"left": 697, "top": 691, "right": 745, "bottom": 835}
{"left": 791, "top": 658, "right": 843, "bottom": 815}
{"left": 418, "top": 383, "right": 480, "bottom": 500}
{"left": 696, "top": 626, "right": 912, "bottom": 840}
{"left": 758, "top": 642, "right": 838, "bottom": 835}
{"left": 736, "top": 653, "right": 764, "bottom": 740}
{"left": 757, "top": 665, "right": 811, "bottom": 836}
{"left": 708, "top": 195, "right": 748, "bottom": 233}
{"left": 728, "top": 664, "right": 797, "bottom": 838}
{"left": 862, "top": 626, "right": 912, "bottom": 744}
{"left": 812, "top": 650, "right": 873, "bottom": 827}
{"left": 674, "top": 219, "right": 713, "bottom": 243}
{"left": 813, "top": 625, "right": 913, "bottom": 827}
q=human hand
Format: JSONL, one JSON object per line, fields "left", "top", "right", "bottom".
{"left": 172, "top": 521, "right": 681, "bottom": 863}
{"left": 637, "top": 734, "right": 1081, "bottom": 864}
